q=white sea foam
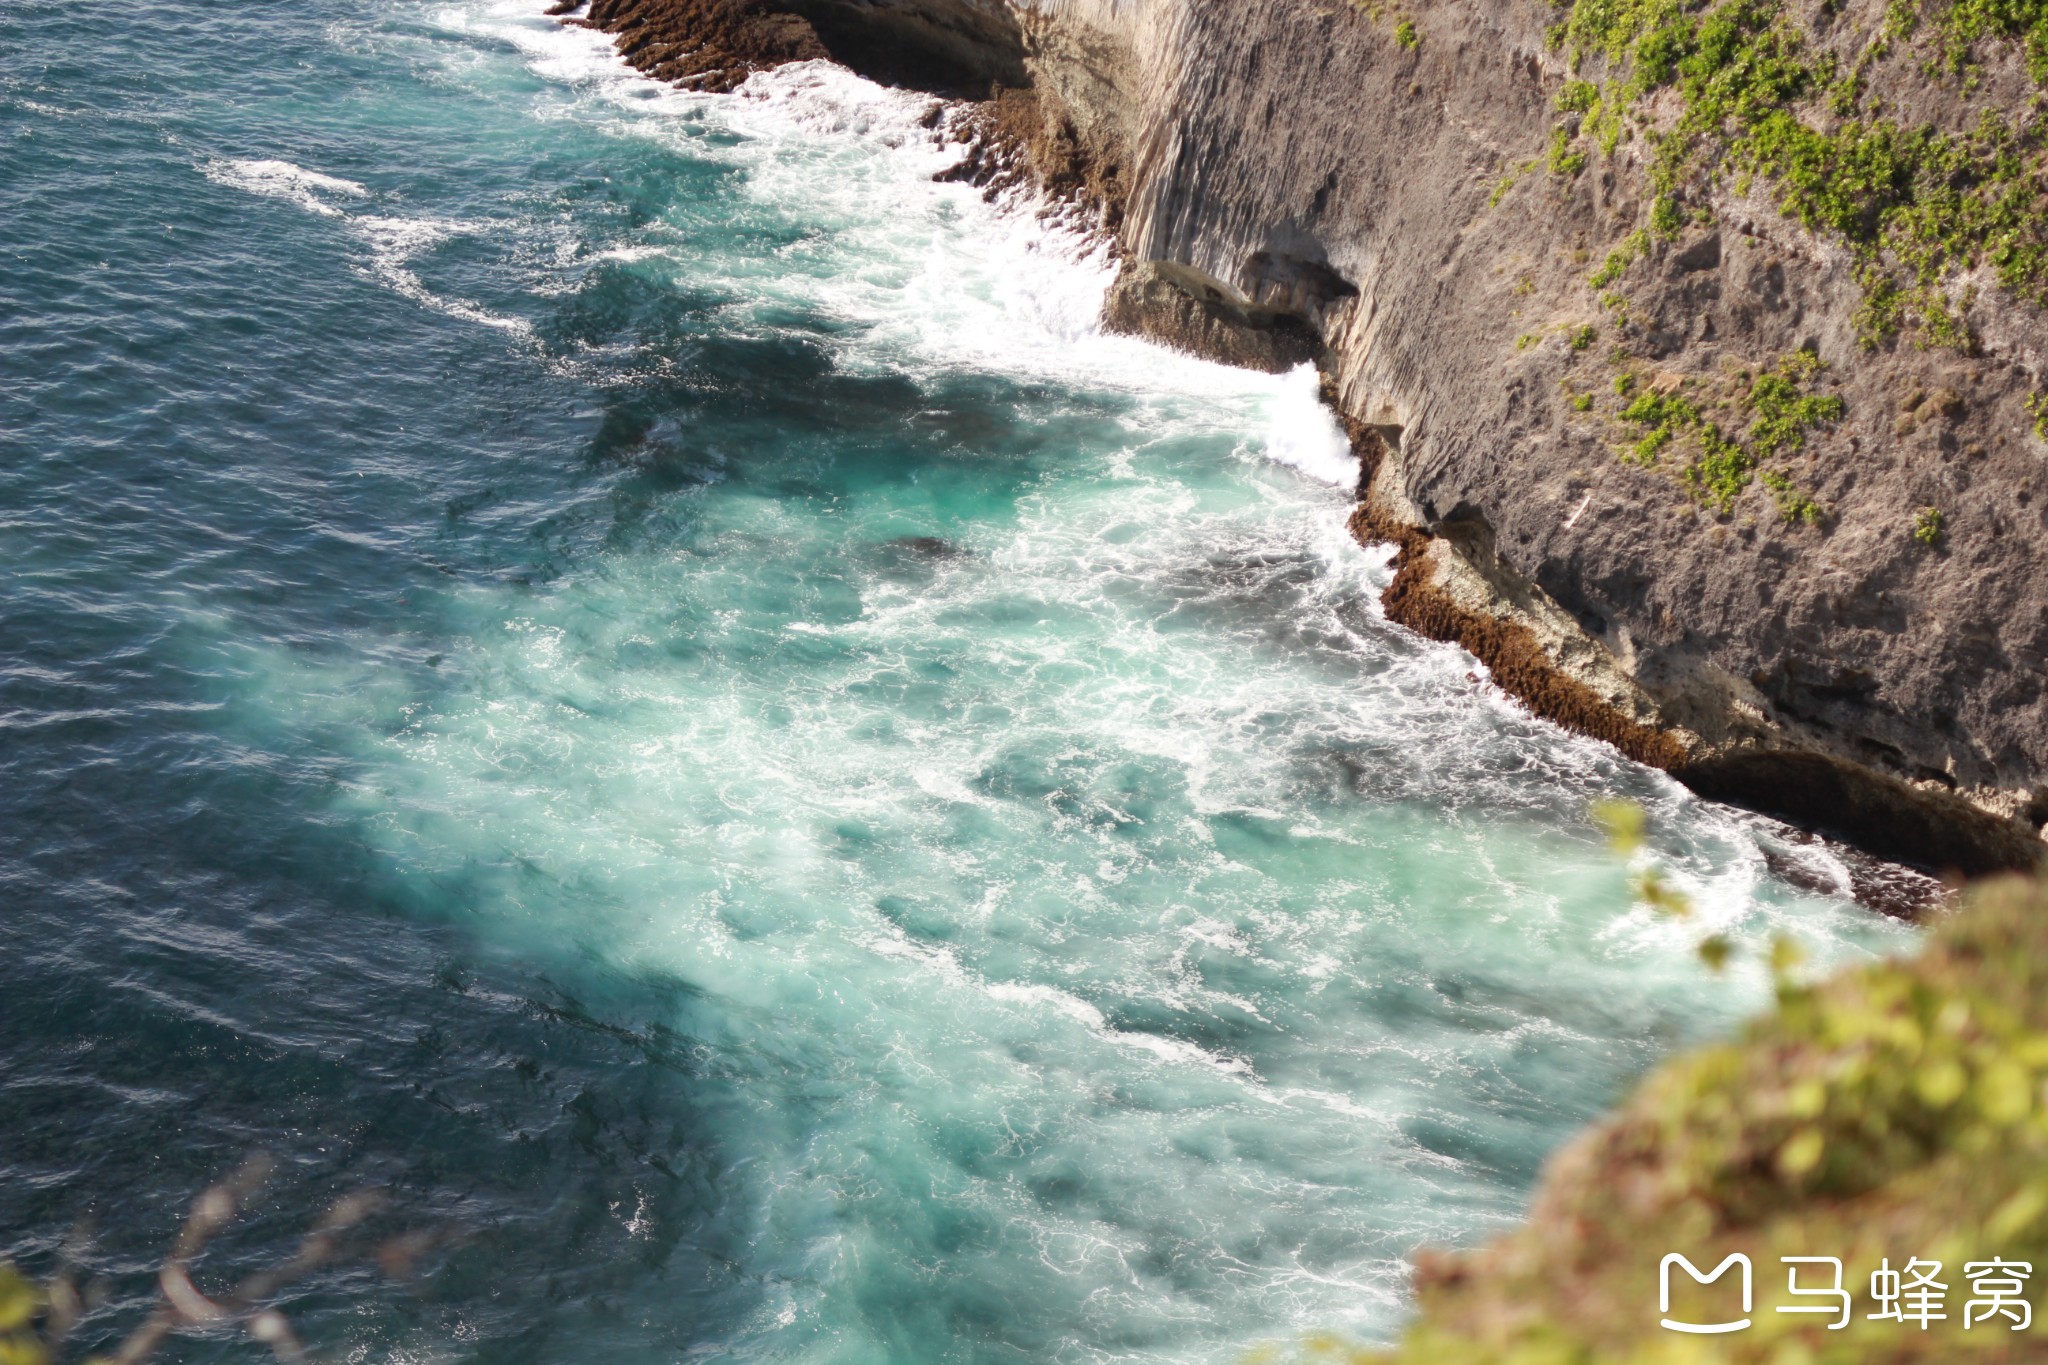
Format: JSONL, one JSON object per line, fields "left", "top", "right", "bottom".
{"left": 203, "top": 158, "right": 368, "bottom": 216}
{"left": 1262, "top": 364, "right": 1361, "bottom": 487}
{"left": 201, "top": 160, "right": 534, "bottom": 336}
{"left": 698, "top": 60, "right": 1250, "bottom": 399}
{"left": 438, "top": 0, "right": 651, "bottom": 94}
{"left": 353, "top": 214, "right": 535, "bottom": 336}
{"left": 438, "top": 4, "right": 1349, "bottom": 485}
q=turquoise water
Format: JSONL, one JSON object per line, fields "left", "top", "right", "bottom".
{"left": 0, "top": 1, "right": 1914, "bottom": 1360}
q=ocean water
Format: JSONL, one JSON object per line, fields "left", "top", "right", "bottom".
{"left": 0, "top": 2, "right": 1916, "bottom": 1361}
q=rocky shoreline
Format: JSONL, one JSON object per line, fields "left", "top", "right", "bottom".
{"left": 556, "top": 0, "right": 2048, "bottom": 885}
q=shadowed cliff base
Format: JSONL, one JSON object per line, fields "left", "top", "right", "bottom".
{"left": 1346, "top": 499, "right": 1691, "bottom": 774}
{"left": 1346, "top": 486, "right": 2042, "bottom": 888}
{"left": 1680, "top": 749, "right": 2047, "bottom": 883}
{"left": 562, "top": 0, "right": 1025, "bottom": 97}
{"left": 936, "top": 86, "right": 1127, "bottom": 230}
{"left": 1316, "top": 398, "right": 2039, "bottom": 889}
{"left": 564, "top": 0, "right": 1124, "bottom": 226}
{"left": 1344, "top": 468, "right": 2041, "bottom": 889}
{"left": 1101, "top": 261, "right": 1322, "bottom": 375}
{"left": 565, "top": 0, "right": 1024, "bottom": 92}
{"left": 562, "top": 0, "right": 827, "bottom": 93}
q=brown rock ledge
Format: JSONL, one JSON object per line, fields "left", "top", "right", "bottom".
{"left": 570, "top": 0, "right": 827, "bottom": 93}
{"left": 1341, "top": 418, "right": 2041, "bottom": 882}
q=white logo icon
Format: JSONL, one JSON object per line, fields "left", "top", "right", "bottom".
{"left": 1660, "top": 1253, "right": 1752, "bottom": 1334}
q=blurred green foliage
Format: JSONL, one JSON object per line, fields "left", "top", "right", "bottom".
{"left": 0, "top": 1266, "right": 47, "bottom": 1365}
{"left": 1339, "top": 873, "right": 2048, "bottom": 1363}
{"left": 0, "top": 1163, "right": 408, "bottom": 1365}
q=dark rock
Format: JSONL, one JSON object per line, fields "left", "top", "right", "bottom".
{"left": 1347, "top": 498, "right": 1692, "bottom": 774}
{"left": 882, "top": 535, "right": 966, "bottom": 561}
{"left": 1101, "top": 260, "right": 1322, "bottom": 374}
{"left": 574, "top": 0, "right": 1028, "bottom": 97}
{"left": 1679, "top": 747, "right": 2043, "bottom": 879}
{"left": 1757, "top": 831, "right": 1948, "bottom": 920}
{"left": 578, "top": 0, "right": 828, "bottom": 92}
{"left": 1671, "top": 233, "right": 1722, "bottom": 274}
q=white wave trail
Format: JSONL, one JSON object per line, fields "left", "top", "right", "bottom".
{"left": 353, "top": 215, "right": 535, "bottom": 336}
{"left": 202, "top": 158, "right": 368, "bottom": 217}
{"left": 200, "top": 160, "right": 532, "bottom": 336}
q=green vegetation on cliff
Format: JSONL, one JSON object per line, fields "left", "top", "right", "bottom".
{"left": 1350, "top": 875, "right": 2048, "bottom": 1364}
{"left": 1597, "top": 349, "right": 1840, "bottom": 519}
{"left": 1547, "top": 0, "right": 2048, "bottom": 349}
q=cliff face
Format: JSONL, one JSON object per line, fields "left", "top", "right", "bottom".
{"left": 1097, "top": 0, "right": 2048, "bottom": 877}
{"left": 569, "top": 0, "right": 2048, "bottom": 877}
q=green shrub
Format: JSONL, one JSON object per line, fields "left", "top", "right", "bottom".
{"left": 1548, "top": 0, "right": 2048, "bottom": 348}
{"left": 1760, "top": 468, "right": 1822, "bottom": 524}
{"left": 1589, "top": 229, "right": 1650, "bottom": 287}
{"left": 1547, "top": 124, "right": 1588, "bottom": 177}
{"left": 1611, "top": 353, "right": 1832, "bottom": 517}
{"left": 1746, "top": 351, "right": 1845, "bottom": 458}
{"left": 1649, "top": 193, "right": 1685, "bottom": 236}
{"left": 1914, "top": 504, "right": 1946, "bottom": 545}
{"left": 1350, "top": 875, "right": 2048, "bottom": 1365}
{"left": 1556, "top": 79, "right": 1600, "bottom": 112}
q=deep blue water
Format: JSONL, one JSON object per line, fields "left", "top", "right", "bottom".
{"left": 0, "top": 2, "right": 1913, "bottom": 1360}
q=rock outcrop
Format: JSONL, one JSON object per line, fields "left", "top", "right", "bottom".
{"left": 564, "top": 0, "right": 2048, "bottom": 878}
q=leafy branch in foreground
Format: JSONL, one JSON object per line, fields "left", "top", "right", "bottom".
{"left": 2, "top": 1156, "right": 442, "bottom": 1365}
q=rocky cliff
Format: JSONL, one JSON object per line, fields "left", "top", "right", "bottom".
{"left": 565, "top": 0, "right": 2048, "bottom": 879}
